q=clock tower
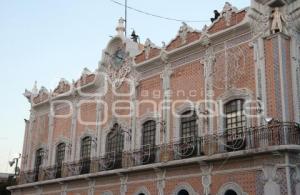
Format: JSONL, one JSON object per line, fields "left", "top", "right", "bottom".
{"left": 99, "top": 18, "right": 141, "bottom": 88}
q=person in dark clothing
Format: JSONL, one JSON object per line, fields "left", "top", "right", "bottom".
{"left": 211, "top": 10, "right": 221, "bottom": 22}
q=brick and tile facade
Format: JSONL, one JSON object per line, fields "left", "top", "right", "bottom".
{"left": 8, "top": 0, "right": 300, "bottom": 194}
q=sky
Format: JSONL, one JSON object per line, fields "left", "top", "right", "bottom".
{"left": 0, "top": 0, "right": 249, "bottom": 173}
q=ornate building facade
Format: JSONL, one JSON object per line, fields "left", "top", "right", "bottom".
{"left": 8, "top": 0, "right": 300, "bottom": 194}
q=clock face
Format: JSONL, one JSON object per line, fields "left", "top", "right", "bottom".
{"left": 112, "top": 48, "right": 126, "bottom": 69}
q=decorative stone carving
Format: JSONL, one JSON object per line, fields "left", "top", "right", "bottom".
{"left": 144, "top": 38, "right": 159, "bottom": 60}
{"left": 172, "top": 183, "right": 197, "bottom": 195}
{"left": 262, "top": 164, "right": 281, "bottom": 195}
{"left": 120, "top": 175, "right": 128, "bottom": 195}
{"left": 200, "top": 25, "right": 211, "bottom": 46}
{"left": 155, "top": 169, "right": 166, "bottom": 195}
{"left": 103, "top": 45, "right": 132, "bottom": 89}
{"left": 248, "top": 7, "right": 271, "bottom": 38}
{"left": 178, "top": 22, "right": 195, "bottom": 45}
{"left": 24, "top": 171, "right": 35, "bottom": 183}
{"left": 284, "top": 9, "right": 300, "bottom": 35}
{"left": 66, "top": 162, "right": 82, "bottom": 176}
{"left": 201, "top": 164, "right": 212, "bottom": 195}
{"left": 61, "top": 184, "right": 67, "bottom": 195}
{"left": 88, "top": 180, "right": 95, "bottom": 195}
{"left": 161, "top": 63, "right": 173, "bottom": 91}
{"left": 43, "top": 166, "right": 56, "bottom": 180}
{"left": 217, "top": 182, "right": 248, "bottom": 195}
{"left": 23, "top": 82, "right": 37, "bottom": 102}
{"left": 160, "top": 50, "right": 169, "bottom": 65}
{"left": 271, "top": 7, "right": 285, "bottom": 34}
{"left": 116, "top": 17, "right": 125, "bottom": 37}
{"left": 222, "top": 2, "right": 238, "bottom": 26}
{"left": 102, "top": 191, "right": 113, "bottom": 195}
{"left": 134, "top": 187, "right": 150, "bottom": 195}
{"left": 53, "top": 78, "right": 71, "bottom": 96}
{"left": 201, "top": 47, "right": 215, "bottom": 97}
{"left": 292, "top": 164, "right": 300, "bottom": 195}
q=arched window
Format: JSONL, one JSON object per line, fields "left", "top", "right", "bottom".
{"left": 181, "top": 110, "right": 198, "bottom": 140}
{"left": 179, "top": 110, "right": 198, "bottom": 158}
{"left": 34, "top": 148, "right": 44, "bottom": 181}
{"left": 106, "top": 124, "right": 124, "bottom": 169}
{"left": 224, "top": 99, "right": 246, "bottom": 151}
{"left": 80, "top": 136, "right": 92, "bottom": 174}
{"left": 141, "top": 120, "right": 156, "bottom": 164}
{"left": 177, "top": 189, "right": 189, "bottom": 195}
{"left": 224, "top": 190, "right": 238, "bottom": 195}
{"left": 55, "top": 143, "right": 66, "bottom": 178}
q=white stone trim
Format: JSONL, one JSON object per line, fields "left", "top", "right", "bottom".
{"left": 172, "top": 182, "right": 197, "bottom": 195}
{"left": 50, "top": 138, "right": 71, "bottom": 166}
{"left": 216, "top": 88, "right": 254, "bottom": 132}
{"left": 136, "top": 112, "right": 161, "bottom": 148}
{"left": 31, "top": 144, "right": 48, "bottom": 170}
{"left": 278, "top": 35, "right": 288, "bottom": 121}
{"left": 133, "top": 186, "right": 151, "bottom": 195}
{"left": 101, "top": 118, "right": 130, "bottom": 155}
{"left": 75, "top": 128, "right": 97, "bottom": 161}
{"left": 70, "top": 100, "right": 78, "bottom": 162}
{"left": 217, "top": 182, "right": 248, "bottom": 195}
{"left": 101, "top": 191, "right": 113, "bottom": 195}
{"left": 291, "top": 34, "right": 300, "bottom": 123}
{"left": 172, "top": 102, "right": 199, "bottom": 141}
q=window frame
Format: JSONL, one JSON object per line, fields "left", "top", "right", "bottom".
{"left": 55, "top": 143, "right": 66, "bottom": 178}
{"left": 224, "top": 99, "right": 246, "bottom": 134}
{"left": 80, "top": 136, "right": 92, "bottom": 174}
{"left": 180, "top": 110, "right": 198, "bottom": 142}
{"left": 34, "top": 148, "right": 44, "bottom": 181}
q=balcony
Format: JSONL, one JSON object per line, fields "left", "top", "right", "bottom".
{"left": 19, "top": 122, "right": 300, "bottom": 184}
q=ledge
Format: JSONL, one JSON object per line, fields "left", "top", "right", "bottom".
{"left": 7, "top": 144, "right": 300, "bottom": 191}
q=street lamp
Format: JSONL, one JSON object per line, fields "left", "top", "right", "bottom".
{"left": 9, "top": 154, "right": 21, "bottom": 177}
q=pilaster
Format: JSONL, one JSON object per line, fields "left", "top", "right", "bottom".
{"left": 47, "top": 104, "right": 54, "bottom": 166}
{"left": 201, "top": 47, "right": 216, "bottom": 134}
{"left": 155, "top": 169, "right": 166, "bottom": 195}
{"left": 70, "top": 98, "right": 79, "bottom": 162}
{"left": 160, "top": 51, "right": 173, "bottom": 143}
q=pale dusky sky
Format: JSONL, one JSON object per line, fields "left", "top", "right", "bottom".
{"left": 0, "top": 0, "right": 249, "bottom": 173}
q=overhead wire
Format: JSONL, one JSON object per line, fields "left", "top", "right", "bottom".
{"left": 110, "top": 0, "right": 209, "bottom": 23}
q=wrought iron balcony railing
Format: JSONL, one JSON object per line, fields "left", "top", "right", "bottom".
{"left": 20, "top": 122, "right": 300, "bottom": 184}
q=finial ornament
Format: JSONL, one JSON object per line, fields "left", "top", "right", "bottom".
{"left": 116, "top": 17, "right": 126, "bottom": 37}
{"left": 32, "top": 81, "right": 38, "bottom": 95}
